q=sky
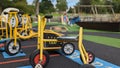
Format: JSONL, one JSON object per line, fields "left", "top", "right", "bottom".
{"left": 27, "top": 0, "right": 79, "bottom": 8}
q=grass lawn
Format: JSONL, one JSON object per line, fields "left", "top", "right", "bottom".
{"left": 84, "top": 35, "right": 120, "bottom": 48}
{"left": 68, "top": 34, "right": 120, "bottom": 48}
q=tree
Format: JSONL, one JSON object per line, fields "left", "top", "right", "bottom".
{"left": 33, "top": 0, "right": 39, "bottom": 15}
{"left": 80, "top": 0, "right": 91, "bottom": 5}
{"left": 39, "top": 0, "right": 55, "bottom": 14}
{"left": 0, "top": 0, "right": 34, "bottom": 14}
{"left": 56, "top": 0, "right": 68, "bottom": 12}
{"left": 111, "top": 0, "right": 120, "bottom": 13}
{"left": 68, "top": 7, "right": 74, "bottom": 13}
{"left": 91, "top": 0, "right": 106, "bottom": 5}
{"left": 0, "top": 0, "right": 12, "bottom": 13}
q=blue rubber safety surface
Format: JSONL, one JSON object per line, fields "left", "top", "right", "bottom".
{"left": 0, "top": 47, "right": 4, "bottom": 51}
{"left": 17, "top": 65, "right": 32, "bottom": 68}
{"left": 0, "top": 39, "right": 9, "bottom": 43}
{"left": 2, "top": 52, "right": 26, "bottom": 59}
{"left": 65, "top": 50, "right": 120, "bottom": 68}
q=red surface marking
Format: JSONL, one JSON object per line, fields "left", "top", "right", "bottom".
{"left": 0, "top": 58, "right": 29, "bottom": 65}
{"left": 0, "top": 43, "right": 5, "bottom": 47}
{"left": 50, "top": 54, "right": 60, "bottom": 57}
{"left": 21, "top": 45, "right": 36, "bottom": 48}
{"left": 0, "top": 54, "right": 60, "bottom": 65}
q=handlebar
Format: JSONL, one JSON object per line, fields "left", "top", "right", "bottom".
{"left": 44, "top": 15, "right": 53, "bottom": 19}
{"left": 4, "top": 12, "right": 8, "bottom": 15}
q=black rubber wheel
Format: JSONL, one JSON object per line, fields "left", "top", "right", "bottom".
{"left": 62, "top": 43, "right": 75, "bottom": 55}
{"left": 5, "top": 39, "right": 21, "bottom": 56}
{"left": 29, "top": 49, "right": 50, "bottom": 67}
{"left": 80, "top": 51, "right": 95, "bottom": 64}
{"left": 80, "top": 64, "right": 95, "bottom": 68}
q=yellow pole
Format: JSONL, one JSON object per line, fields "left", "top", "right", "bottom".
{"left": 78, "top": 27, "right": 88, "bottom": 64}
{"left": 9, "top": 14, "right": 12, "bottom": 39}
{"left": 37, "top": 15, "right": 41, "bottom": 49}
{"left": 40, "top": 17, "right": 46, "bottom": 62}
{"left": 14, "top": 27, "right": 17, "bottom": 46}
{"left": 14, "top": 12, "right": 18, "bottom": 46}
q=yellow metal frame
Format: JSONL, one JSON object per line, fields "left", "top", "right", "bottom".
{"left": 0, "top": 12, "right": 35, "bottom": 46}
{"left": 0, "top": 11, "right": 89, "bottom": 64}
{"left": 0, "top": 16, "right": 8, "bottom": 39}
{"left": 78, "top": 27, "right": 89, "bottom": 64}
{"left": 37, "top": 15, "right": 89, "bottom": 64}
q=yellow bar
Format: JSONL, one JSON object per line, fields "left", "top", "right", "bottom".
{"left": 37, "top": 15, "right": 41, "bottom": 49}
{"left": 14, "top": 27, "right": 17, "bottom": 46}
{"left": 6, "top": 22, "right": 8, "bottom": 38}
{"left": 40, "top": 17, "right": 43, "bottom": 61}
{"left": 78, "top": 27, "right": 88, "bottom": 64}
{"left": 17, "top": 28, "right": 23, "bottom": 30}
{"left": 17, "top": 31, "right": 37, "bottom": 39}
{"left": 44, "top": 30, "right": 64, "bottom": 37}
{"left": 0, "top": 28, "right": 6, "bottom": 30}
{"left": 82, "top": 44, "right": 89, "bottom": 63}
{"left": 44, "top": 47, "right": 61, "bottom": 50}
{"left": 44, "top": 39, "right": 58, "bottom": 42}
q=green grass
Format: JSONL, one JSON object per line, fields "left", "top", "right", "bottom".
{"left": 84, "top": 35, "right": 120, "bottom": 48}
{"left": 32, "top": 22, "right": 38, "bottom": 27}
{"left": 46, "top": 22, "right": 62, "bottom": 26}
{"left": 67, "top": 34, "right": 120, "bottom": 48}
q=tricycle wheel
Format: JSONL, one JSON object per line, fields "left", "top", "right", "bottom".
{"left": 35, "top": 63, "right": 43, "bottom": 68}
{"left": 80, "top": 64, "right": 95, "bottom": 68}
{"left": 62, "top": 43, "right": 75, "bottom": 55}
{"left": 5, "top": 39, "right": 21, "bottom": 56}
{"left": 29, "top": 50, "right": 49, "bottom": 67}
{"left": 80, "top": 51, "right": 95, "bottom": 64}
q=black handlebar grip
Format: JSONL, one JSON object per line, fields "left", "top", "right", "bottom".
{"left": 4, "top": 12, "right": 8, "bottom": 15}
{"left": 45, "top": 15, "right": 53, "bottom": 19}
{"left": 18, "top": 11, "right": 24, "bottom": 15}
{"left": 29, "top": 14, "right": 32, "bottom": 16}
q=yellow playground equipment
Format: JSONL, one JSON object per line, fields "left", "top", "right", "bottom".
{"left": 29, "top": 15, "right": 95, "bottom": 68}
{"left": 0, "top": 10, "right": 95, "bottom": 67}
{"left": 0, "top": 11, "right": 35, "bottom": 55}
{"left": 0, "top": 11, "right": 63, "bottom": 56}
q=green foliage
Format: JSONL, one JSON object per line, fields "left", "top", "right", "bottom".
{"left": 112, "top": 0, "right": 120, "bottom": 13}
{"left": 91, "top": 0, "right": 106, "bottom": 5}
{"left": 0, "top": 0, "right": 34, "bottom": 14}
{"left": 68, "top": 7, "right": 74, "bottom": 13}
{"left": 80, "top": 0, "right": 91, "bottom": 5}
{"left": 56, "top": 0, "right": 68, "bottom": 12}
{"left": 39, "top": 0, "right": 55, "bottom": 14}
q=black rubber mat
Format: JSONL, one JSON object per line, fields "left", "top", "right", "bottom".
{"left": 46, "top": 56, "right": 81, "bottom": 68}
